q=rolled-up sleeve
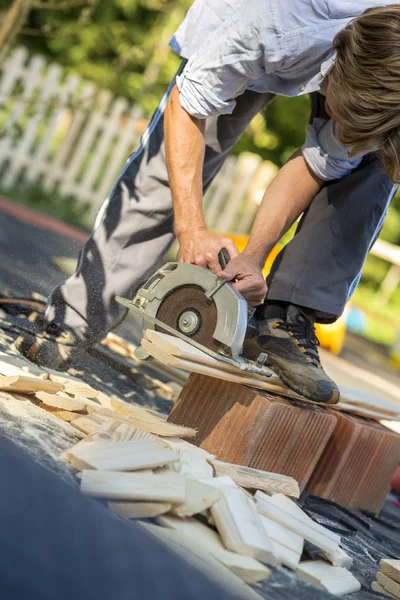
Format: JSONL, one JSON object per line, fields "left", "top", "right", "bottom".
{"left": 176, "top": 3, "right": 281, "bottom": 119}
{"left": 302, "top": 118, "right": 365, "bottom": 181}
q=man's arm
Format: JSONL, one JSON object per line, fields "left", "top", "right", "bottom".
{"left": 164, "top": 85, "right": 239, "bottom": 272}
{"left": 219, "top": 152, "right": 324, "bottom": 305}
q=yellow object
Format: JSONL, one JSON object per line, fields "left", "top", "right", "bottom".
{"left": 225, "top": 233, "right": 347, "bottom": 355}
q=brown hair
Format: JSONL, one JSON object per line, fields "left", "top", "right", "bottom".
{"left": 328, "top": 5, "right": 400, "bottom": 182}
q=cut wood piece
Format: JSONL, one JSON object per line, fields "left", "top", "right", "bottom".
{"left": 381, "top": 561, "right": 400, "bottom": 585}
{"left": 99, "top": 420, "right": 157, "bottom": 443}
{"left": 61, "top": 382, "right": 99, "bottom": 399}
{"left": 207, "top": 477, "right": 277, "bottom": 566}
{"left": 377, "top": 571, "right": 400, "bottom": 598}
{"left": 36, "top": 391, "right": 87, "bottom": 412}
{"left": 296, "top": 560, "right": 361, "bottom": 596}
{"left": 255, "top": 492, "right": 341, "bottom": 555}
{"left": 211, "top": 460, "right": 300, "bottom": 498}
{"left": 70, "top": 413, "right": 112, "bottom": 435}
{"left": 161, "top": 437, "right": 214, "bottom": 460}
{"left": 172, "top": 451, "right": 214, "bottom": 480}
{"left": 326, "top": 546, "right": 353, "bottom": 569}
{"left": 81, "top": 470, "right": 186, "bottom": 503}
{"left": 146, "top": 330, "right": 278, "bottom": 383}
{"left": 259, "top": 515, "right": 303, "bottom": 570}
{"left": 108, "top": 500, "right": 171, "bottom": 519}
{"left": 158, "top": 514, "right": 270, "bottom": 583}
{"left": 39, "top": 403, "right": 78, "bottom": 422}
{"left": 68, "top": 439, "right": 180, "bottom": 471}
{"left": 372, "top": 580, "right": 396, "bottom": 598}
{"left": 0, "top": 375, "right": 62, "bottom": 394}
{"left": 109, "top": 397, "right": 196, "bottom": 438}
{"left": 172, "top": 478, "right": 220, "bottom": 518}
{"left": 141, "top": 522, "right": 263, "bottom": 600}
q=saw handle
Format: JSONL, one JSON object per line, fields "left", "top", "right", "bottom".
{"left": 218, "top": 248, "right": 231, "bottom": 271}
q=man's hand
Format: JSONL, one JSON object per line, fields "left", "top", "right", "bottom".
{"left": 177, "top": 229, "right": 239, "bottom": 272}
{"left": 217, "top": 254, "right": 267, "bottom": 306}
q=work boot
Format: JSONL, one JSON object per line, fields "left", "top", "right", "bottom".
{"left": 14, "top": 322, "right": 85, "bottom": 370}
{"left": 243, "top": 303, "right": 340, "bottom": 404}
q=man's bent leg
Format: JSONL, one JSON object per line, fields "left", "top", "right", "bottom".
{"left": 19, "top": 86, "right": 275, "bottom": 366}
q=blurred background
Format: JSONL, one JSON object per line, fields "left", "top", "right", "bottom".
{"left": 1, "top": 0, "right": 400, "bottom": 363}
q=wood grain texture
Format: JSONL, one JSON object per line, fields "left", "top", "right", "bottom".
{"left": 81, "top": 470, "right": 186, "bottom": 503}
{"left": 377, "top": 571, "right": 400, "bottom": 598}
{"left": 307, "top": 411, "right": 400, "bottom": 514}
{"left": 211, "top": 460, "right": 300, "bottom": 498}
{"left": 381, "top": 561, "right": 400, "bottom": 585}
{"left": 296, "top": 560, "right": 361, "bottom": 596}
{"left": 168, "top": 374, "right": 336, "bottom": 491}
{"left": 158, "top": 514, "right": 270, "bottom": 583}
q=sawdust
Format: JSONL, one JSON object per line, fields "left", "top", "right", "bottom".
{"left": 0, "top": 393, "right": 82, "bottom": 483}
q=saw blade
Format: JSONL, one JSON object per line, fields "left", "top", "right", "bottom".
{"left": 155, "top": 284, "right": 219, "bottom": 352}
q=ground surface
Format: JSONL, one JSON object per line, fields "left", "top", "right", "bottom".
{"left": 0, "top": 197, "right": 399, "bottom": 600}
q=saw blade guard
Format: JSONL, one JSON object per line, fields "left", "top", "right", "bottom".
{"left": 132, "top": 262, "right": 248, "bottom": 359}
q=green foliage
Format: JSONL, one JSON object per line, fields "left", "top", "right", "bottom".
{"left": 0, "top": 181, "right": 90, "bottom": 229}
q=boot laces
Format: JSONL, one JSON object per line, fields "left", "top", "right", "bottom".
{"left": 273, "top": 314, "right": 321, "bottom": 368}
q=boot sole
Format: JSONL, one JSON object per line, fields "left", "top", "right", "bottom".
{"left": 267, "top": 358, "right": 340, "bottom": 405}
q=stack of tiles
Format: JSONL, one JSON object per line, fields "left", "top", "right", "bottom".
{"left": 307, "top": 411, "right": 400, "bottom": 513}
{"left": 168, "top": 374, "right": 337, "bottom": 491}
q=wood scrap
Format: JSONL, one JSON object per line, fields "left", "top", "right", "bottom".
{"left": 255, "top": 492, "right": 341, "bottom": 555}
{"left": 158, "top": 514, "right": 270, "bottom": 584}
{"left": 172, "top": 450, "right": 214, "bottom": 480}
{"left": 67, "top": 439, "right": 180, "bottom": 471}
{"left": 0, "top": 374, "right": 62, "bottom": 394}
{"left": 296, "top": 560, "right": 361, "bottom": 596}
{"left": 259, "top": 515, "right": 303, "bottom": 570}
{"left": 172, "top": 477, "right": 220, "bottom": 518}
{"left": 39, "top": 403, "right": 78, "bottom": 422}
{"left": 160, "top": 437, "right": 213, "bottom": 460}
{"left": 109, "top": 397, "right": 196, "bottom": 438}
{"left": 81, "top": 470, "right": 186, "bottom": 503}
{"left": 381, "top": 561, "right": 400, "bottom": 585}
{"left": 70, "top": 413, "right": 111, "bottom": 435}
{"left": 372, "top": 581, "right": 396, "bottom": 598}
{"left": 141, "top": 522, "right": 264, "bottom": 599}
{"left": 377, "top": 571, "right": 400, "bottom": 598}
{"left": 36, "top": 391, "right": 88, "bottom": 412}
{"left": 211, "top": 460, "right": 300, "bottom": 498}
{"left": 206, "top": 477, "right": 277, "bottom": 566}
{"left": 108, "top": 501, "right": 172, "bottom": 519}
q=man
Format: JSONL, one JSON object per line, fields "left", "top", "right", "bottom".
{"left": 17, "top": 1, "right": 400, "bottom": 404}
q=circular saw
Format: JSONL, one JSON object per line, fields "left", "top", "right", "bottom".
{"left": 117, "top": 259, "right": 272, "bottom": 377}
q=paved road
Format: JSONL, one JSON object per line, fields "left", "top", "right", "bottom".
{"left": 1, "top": 198, "right": 399, "bottom": 412}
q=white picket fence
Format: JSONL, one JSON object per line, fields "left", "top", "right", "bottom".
{"left": 0, "top": 46, "right": 277, "bottom": 229}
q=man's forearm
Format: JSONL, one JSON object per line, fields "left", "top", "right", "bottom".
{"left": 243, "top": 151, "right": 324, "bottom": 266}
{"left": 164, "top": 85, "right": 206, "bottom": 235}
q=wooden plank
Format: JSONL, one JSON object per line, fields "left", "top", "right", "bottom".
{"left": 381, "top": 561, "right": 400, "bottom": 585}
{"left": 109, "top": 397, "right": 196, "bottom": 438}
{"left": 39, "top": 403, "right": 78, "bottom": 422}
{"left": 207, "top": 477, "right": 277, "bottom": 566}
{"left": 70, "top": 414, "right": 112, "bottom": 435}
{"left": 377, "top": 571, "right": 400, "bottom": 598}
{"left": 0, "top": 375, "right": 62, "bottom": 394}
{"left": 108, "top": 501, "right": 172, "bottom": 520}
{"left": 81, "top": 470, "right": 186, "bottom": 503}
{"left": 211, "top": 460, "right": 300, "bottom": 498}
{"left": 36, "top": 392, "right": 87, "bottom": 412}
{"left": 68, "top": 439, "right": 180, "bottom": 471}
{"left": 158, "top": 514, "right": 270, "bottom": 584}
{"left": 173, "top": 451, "right": 214, "bottom": 480}
{"left": 296, "top": 560, "right": 361, "bottom": 596}
{"left": 141, "top": 522, "right": 264, "bottom": 600}
{"left": 259, "top": 515, "right": 303, "bottom": 570}
{"left": 372, "top": 581, "right": 396, "bottom": 598}
{"left": 172, "top": 477, "right": 220, "bottom": 518}
{"left": 255, "top": 492, "right": 341, "bottom": 555}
